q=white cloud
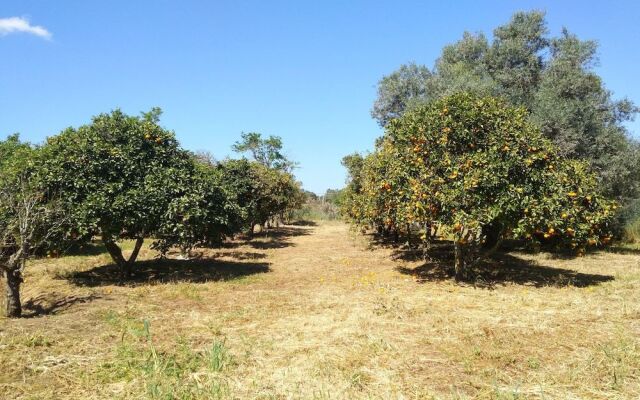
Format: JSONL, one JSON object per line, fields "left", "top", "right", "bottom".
{"left": 0, "top": 17, "right": 51, "bottom": 40}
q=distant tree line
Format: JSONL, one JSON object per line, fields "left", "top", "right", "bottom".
{"left": 291, "top": 189, "right": 344, "bottom": 221}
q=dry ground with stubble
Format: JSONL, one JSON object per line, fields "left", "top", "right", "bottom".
{"left": 1, "top": 221, "right": 639, "bottom": 399}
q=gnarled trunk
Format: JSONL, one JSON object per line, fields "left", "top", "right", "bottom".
{"left": 4, "top": 268, "right": 23, "bottom": 317}
{"left": 454, "top": 226, "right": 505, "bottom": 282}
{"left": 103, "top": 236, "right": 144, "bottom": 279}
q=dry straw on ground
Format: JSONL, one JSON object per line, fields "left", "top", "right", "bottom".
{"left": 1, "top": 221, "right": 639, "bottom": 399}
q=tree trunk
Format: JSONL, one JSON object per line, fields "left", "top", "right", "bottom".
{"left": 405, "top": 223, "right": 412, "bottom": 247}
{"left": 103, "top": 236, "right": 144, "bottom": 279}
{"left": 4, "top": 268, "right": 22, "bottom": 318}
{"left": 471, "top": 237, "right": 504, "bottom": 269}
{"left": 428, "top": 222, "right": 439, "bottom": 240}
{"left": 454, "top": 241, "right": 466, "bottom": 281}
{"left": 129, "top": 237, "right": 144, "bottom": 265}
{"left": 481, "top": 223, "right": 502, "bottom": 250}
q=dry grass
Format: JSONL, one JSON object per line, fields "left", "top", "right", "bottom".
{"left": 1, "top": 221, "right": 639, "bottom": 399}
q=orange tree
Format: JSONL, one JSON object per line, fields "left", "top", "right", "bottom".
{"left": 343, "top": 93, "right": 617, "bottom": 280}
{"left": 152, "top": 158, "right": 239, "bottom": 258}
{"left": 340, "top": 153, "right": 365, "bottom": 225}
{"left": 342, "top": 149, "right": 415, "bottom": 240}
{"left": 217, "top": 158, "right": 304, "bottom": 235}
{"left": 39, "top": 109, "right": 238, "bottom": 278}
{"left": 251, "top": 163, "right": 304, "bottom": 229}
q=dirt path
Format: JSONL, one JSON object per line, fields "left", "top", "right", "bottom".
{"left": 1, "top": 221, "right": 639, "bottom": 399}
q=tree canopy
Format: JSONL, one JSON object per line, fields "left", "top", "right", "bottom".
{"left": 371, "top": 11, "right": 639, "bottom": 214}
{"left": 344, "top": 93, "right": 617, "bottom": 279}
{"left": 232, "top": 132, "right": 296, "bottom": 172}
{"left": 38, "top": 109, "right": 232, "bottom": 276}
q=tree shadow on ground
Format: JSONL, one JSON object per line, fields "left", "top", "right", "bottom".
{"left": 173, "top": 250, "right": 267, "bottom": 261}
{"left": 289, "top": 220, "right": 319, "bottom": 227}
{"left": 63, "top": 258, "right": 271, "bottom": 287}
{"left": 22, "top": 293, "right": 100, "bottom": 318}
{"left": 603, "top": 245, "right": 640, "bottom": 255}
{"left": 210, "top": 251, "right": 267, "bottom": 260}
{"left": 389, "top": 239, "right": 614, "bottom": 289}
{"left": 61, "top": 241, "right": 108, "bottom": 256}
{"left": 225, "top": 226, "right": 312, "bottom": 250}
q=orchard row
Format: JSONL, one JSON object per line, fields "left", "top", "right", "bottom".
{"left": 0, "top": 109, "right": 304, "bottom": 317}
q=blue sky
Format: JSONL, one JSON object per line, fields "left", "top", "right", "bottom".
{"left": 1, "top": 1, "right": 639, "bottom": 194}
